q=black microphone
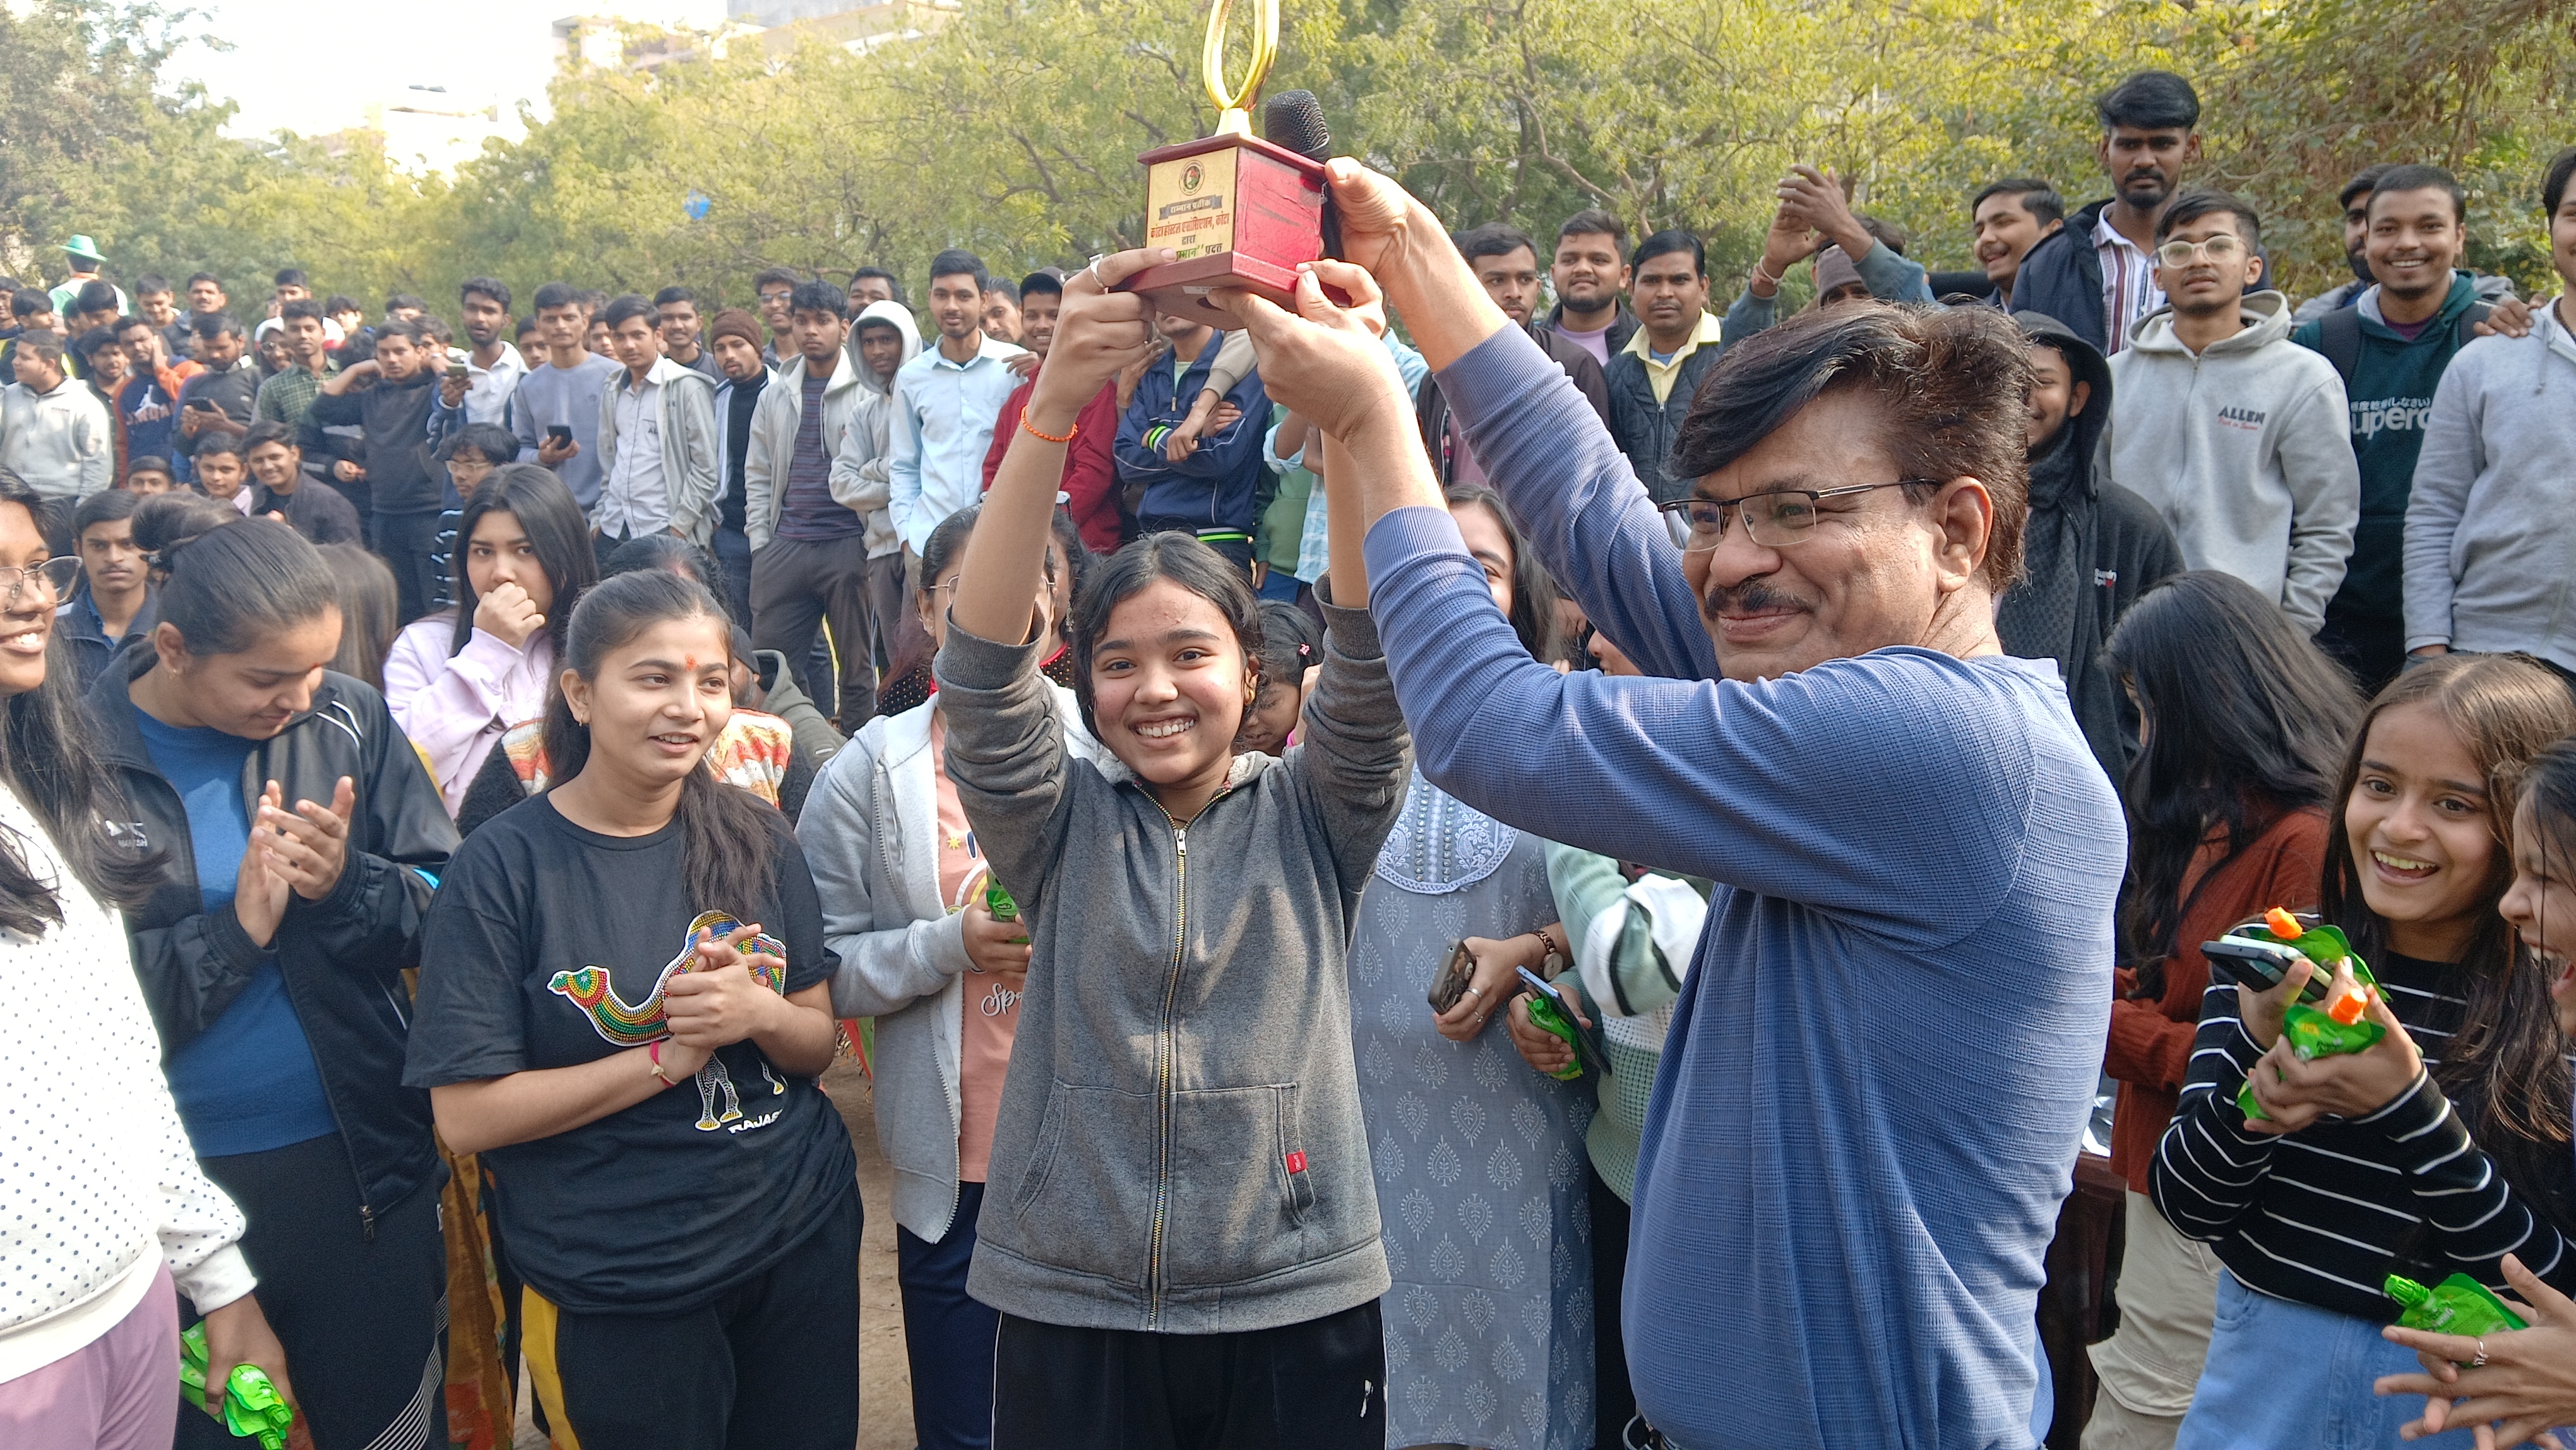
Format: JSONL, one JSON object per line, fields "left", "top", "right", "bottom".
{"left": 1261, "top": 90, "right": 1340, "bottom": 261}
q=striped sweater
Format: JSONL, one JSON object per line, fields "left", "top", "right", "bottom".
{"left": 2150, "top": 951, "right": 2576, "bottom": 1320}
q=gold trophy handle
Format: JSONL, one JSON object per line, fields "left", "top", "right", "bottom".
{"left": 1203, "top": 0, "right": 1279, "bottom": 138}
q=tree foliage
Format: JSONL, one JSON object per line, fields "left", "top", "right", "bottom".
{"left": 2, "top": 0, "right": 2567, "bottom": 316}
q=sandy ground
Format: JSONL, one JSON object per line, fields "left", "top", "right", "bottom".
{"left": 513, "top": 1058, "right": 915, "bottom": 1449}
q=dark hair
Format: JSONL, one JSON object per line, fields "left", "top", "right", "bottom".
{"left": 450, "top": 464, "right": 596, "bottom": 660}
{"left": 134, "top": 273, "right": 172, "bottom": 297}
{"left": 9, "top": 290, "right": 49, "bottom": 320}
{"left": 460, "top": 277, "right": 511, "bottom": 311}
{"left": 73, "top": 487, "right": 141, "bottom": 538}
{"left": 122, "top": 453, "right": 172, "bottom": 481}
{"left": 1253, "top": 599, "right": 1319, "bottom": 686}
{"left": 1557, "top": 208, "right": 1626, "bottom": 247}
{"left": 314, "top": 295, "right": 354, "bottom": 317}
{"left": 1443, "top": 482, "right": 1561, "bottom": 661}
{"left": 72, "top": 281, "right": 119, "bottom": 316}
{"left": 156, "top": 514, "right": 337, "bottom": 657}
{"left": 603, "top": 532, "right": 719, "bottom": 587}
{"left": 72, "top": 326, "right": 121, "bottom": 362}
{"left": 1454, "top": 222, "right": 1540, "bottom": 265}
{"left": 599, "top": 292, "right": 657, "bottom": 332}
{"left": 2322, "top": 654, "right": 2576, "bottom": 1209}
{"left": 2368, "top": 163, "right": 2467, "bottom": 225}
{"left": 1973, "top": 177, "right": 2065, "bottom": 229}
{"left": 515, "top": 316, "right": 541, "bottom": 339}
{"left": 540, "top": 568, "right": 776, "bottom": 911}
{"left": 847, "top": 266, "right": 904, "bottom": 303}
{"left": 189, "top": 434, "right": 246, "bottom": 466}
{"left": 2097, "top": 70, "right": 2201, "bottom": 133}
{"left": 184, "top": 271, "right": 221, "bottom": 290}
{"left": 2546, "top": 147, "right": 2576, "bottom": 220}
{"left": 531, "top": 282, "right": 581, "bottom": 314}
{"left": 929, "top": 249, "right": 989, "bottom": 291}
{"left": 132, "top": 491, "right": 237, "bottom": 572}
{"left": 437, "top": 421, "right": 520, "bottom": 466}
{"left": 983, "top": 277, "right": 1018, "bottom": 306}
{"left": 272, "top": 268, "right": 309, "bottom": 289}
{"left": 241, "top": 419, "right": 299, "bottom": 456}
{"left": 278, "top": 297, "right": 324, "bottom": 325}
{"left": 1631, "top": 229, "right": 1705, "bottom": 277}
{"left": 1857, "top": 215, "right": 1910, "bottom": 256}
{"left": 652, "top": 285, "right": 694, "bottom": 308}
{"left": 1018, "top": 271, "right": 1063, "bottom": 301}
{"left": 787, "top": 279, "right": 846, "bottom": 320}
{"left": 0, "top": 470, "right": 160, "bottom": 931}
{"left": 752, "top": 267, "right": 801, "bottom": 294}
{"left": 2339, "top": 162, "right": 2400, "bottom": 212}
{"left": 383, "top": 294, "right": 426, "bottom": 316}
{"left": 2104, "top": 572, "right": 2358, "bottom": 990}
{"left": 318, "top": 542, "right": 398, "bottom": 691}
{"left": 114, "top": 313, "right": 157, "bottom": 339}
{"left": 373, "top": 318, "right": 426, "bottom": 348}
{"left": 1070, "top": 532, "right": 1259, "bottom": 739}
{"left": 13, "top": 333, "right": 63, "bottom": 370}
{"left": 918, "top": 503, "right": 982, "bottom": 595}
{"left": 576, "top": 289, "right": 608, "bottom": 315}
{"left": 2154, "top": 187, "right": 2263, "bottom": 251}
{"left": 2515, "top": 736, "right": 2576, "bottom": 908}
{"left": 1671, "top": 304, "right": 2029, "bottom": 589}
{"left": 193, "top": 311, "right": 242, "bottom": 340}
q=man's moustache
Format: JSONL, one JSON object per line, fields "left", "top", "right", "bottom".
{"left": 1702, "top": 580, "right": 1813, "bottom": 618}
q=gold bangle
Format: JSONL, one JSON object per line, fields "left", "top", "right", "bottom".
{"left": 1020, "top": 412, "right": 1078, "bottom": 445}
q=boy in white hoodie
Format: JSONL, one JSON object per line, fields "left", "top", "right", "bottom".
{"left": 827, "top": 297, "right": 926, "bottom": 705}
{"left": 2102, "top": 189, "right": 2358, "bottom": 633}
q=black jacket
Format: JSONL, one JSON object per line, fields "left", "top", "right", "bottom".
{"left": 1998, "top": 311, "right": 2186, "bottom": 782}
{"left": 90, "top": 654, "right": 458, "bottom": 1223}
{"left": 306, "top": 371, "right": 441, "bottom": 517}
{"left": 1605, "top": 332, "right": 1726, "bottom": 501}
{"left": 174, "top": 362, "right": 259, "bottom": 464}
{"left": 2014, "top": 198, "right": 2116, "bottom": 356}
{"left": 55, "top": 585, "right": 154, "bottom": 695}
{"left": 250, "top": 479, "right": 362, "bottom": 546}
{"left": 1542, "top": 300, "right": 1638, "bottom": 357}
{"left": 1417, "top": 321, "right": 1609, "bottom": 484}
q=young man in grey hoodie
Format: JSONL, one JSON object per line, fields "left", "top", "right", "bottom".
{"left": 2101, "top": 188, "right": 2358, "bottom": 634}
{"left": 2402, "top": 145, "right": 2576, "bottom": 680}
{"left": 827, "top": 297, "right": 924, "bottom": 708}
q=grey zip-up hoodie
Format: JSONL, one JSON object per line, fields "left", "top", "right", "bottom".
{"left": 2402, "top": 304, "right": 2576, "bottom": 673}
{"left": 937, "top": 596, "right": 1409, "bottom": 1333}
{"left": 2101, "top": 290, "right": 2358, "bottom": 632}
{"left": 825, "top": 299, "right": 923, "bottom": 560}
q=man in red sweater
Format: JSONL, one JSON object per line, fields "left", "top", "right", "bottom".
{"left": 980, "top": 270, "right": 1123, "bottom": 553}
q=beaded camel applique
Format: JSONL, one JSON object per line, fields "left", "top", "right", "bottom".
{"left": 548, "top": 911, "right": 790, "bottom": 1131}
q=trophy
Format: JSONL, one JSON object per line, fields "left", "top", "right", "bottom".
{"left": 1119, "top": 0, "right": 1335, "bottom": 327}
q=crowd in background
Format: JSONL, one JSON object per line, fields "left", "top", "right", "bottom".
{"left": 3, "top": 60, "right": 2576, "bottom": 1450}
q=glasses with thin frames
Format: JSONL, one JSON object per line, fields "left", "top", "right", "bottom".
{"left": 1655, "top": 481, "right": 1931, "bottom": 551}
{"left": 0, "top": 557, "right": 81, "bottom": 605}
{"left": 2154, "top": 234, "right": 2245, "bottom": 269}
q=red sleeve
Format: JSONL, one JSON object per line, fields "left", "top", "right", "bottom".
{"left": 1061, "top": 382, "right": 1123, "bottom": 554}
{"left": 983, "top": 380, "right": 1032, "bottom": 491}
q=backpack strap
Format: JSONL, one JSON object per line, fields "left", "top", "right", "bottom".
{"left": 2315, "top": 304, "right": 2363, "bottom": 386}
{"left": 2455, "top": 301, "right": 2493, "bottom": 351}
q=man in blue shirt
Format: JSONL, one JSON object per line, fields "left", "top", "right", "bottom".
{"left": 1225, "top": 163, "right": 2124, "bottom": 1450}
{"left": 887, "top": 249, "right": 1025, "bottom": 558}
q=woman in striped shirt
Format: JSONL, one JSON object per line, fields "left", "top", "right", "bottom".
{"left": 2155, "top": 653, "right": 2576, "bottom": 1449}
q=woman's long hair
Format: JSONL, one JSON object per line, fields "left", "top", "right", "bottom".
{"left": 0, "top": 472, "right": 160, "bottom": 932}
{"left": 2322, "top": 653, "right": 2576, "bottom": 1213}
{"left": 450, "top": 464, "right": 597, "bottom": 661}
{"left": 539, "top": 568, "right": 775, "bottom": 913}
{"left": 1444, "top": 482, "right": 1562, "bottom": 662}
{"left": 2103, "top": 572, "right": 2358, "bottom": 991}
{"left": 320, "top": 543, "right": 398, "bottom": 691}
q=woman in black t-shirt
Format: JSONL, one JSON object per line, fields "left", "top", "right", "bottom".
{"left": 406, "top": 568, "right": 859, "bottom": 1450}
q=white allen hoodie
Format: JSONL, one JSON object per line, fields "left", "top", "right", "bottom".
{"left": 2102, "top": 290, "right": 2358, "bottom": 632}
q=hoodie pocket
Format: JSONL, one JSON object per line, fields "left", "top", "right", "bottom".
{"left": 1162, "top": 1082, "right": 1313, "bottom": 1289}
{"left": 1008, "top": 1081, "right": 1158, "bottom": 1285}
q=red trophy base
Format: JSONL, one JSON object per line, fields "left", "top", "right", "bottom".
{"left": 1121, "top": 132, "right": 1330, "bottom": 328}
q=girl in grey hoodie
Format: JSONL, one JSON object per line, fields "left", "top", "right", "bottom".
{"left": 936, "top": 250, "right": 1409, "bottom": 1449}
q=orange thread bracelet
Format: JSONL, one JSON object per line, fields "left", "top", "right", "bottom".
{"left": 1020, "top": 412, "right": 1078, "bottom": 445}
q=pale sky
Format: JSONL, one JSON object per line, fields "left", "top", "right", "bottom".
{"left": 169, "top": 0, "right": 729, "bottom": 171}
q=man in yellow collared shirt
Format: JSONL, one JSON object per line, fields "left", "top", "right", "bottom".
{"left": 1607, "top": 231, "right": 1723, "bottom": 497}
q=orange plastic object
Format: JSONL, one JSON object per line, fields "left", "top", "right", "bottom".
{"left": 2327, "top": 986, "right": 2373, "bottom": 1026}
{"left": 2265, "top": 907, "right": 2304, "bottom": 940}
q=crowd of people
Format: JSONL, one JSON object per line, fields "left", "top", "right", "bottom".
{"left": 4, "top": 60, "right": 2576, "bottom": 1450}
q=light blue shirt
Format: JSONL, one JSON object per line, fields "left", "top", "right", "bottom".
{"left": 887, "top": 332, "right": 1027, "bottom": 554}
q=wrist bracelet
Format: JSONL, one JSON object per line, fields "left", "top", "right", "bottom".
{"left": 1750, "top": 259, "right": 1782, "bottom": 292}
{"left": 648, "top": 1040, "right": 675, "bottom": 1086}
{"left": 1530, "top": 926, "right": 1563, "bottom": 966}
{"left": 1021, "top": 411, "right": 1078, "bottom": 445}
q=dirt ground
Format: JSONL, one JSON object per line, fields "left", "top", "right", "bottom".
{"left": 512, "top": 1058, "right": 914, "bottom": 1449}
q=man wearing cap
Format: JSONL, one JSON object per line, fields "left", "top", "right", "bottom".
{"left": 48, "top": 237, "right": 128, "bottom": 319}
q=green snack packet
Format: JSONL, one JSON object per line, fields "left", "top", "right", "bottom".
{"left": 2238, "top": 1002, "right": 2389, "bottom": 1120}
{"left": 984, "top": 878, "right": 1029, "bottom": 945}
{"left": 179, "top": 1321, "right": 295, "bottom": 1449}
{"left": 2388, "top": 1272, "right": 2528, "bottom": 1360}
{"left": 1525, "top": 990, "right": 1585, "bottom": 1082}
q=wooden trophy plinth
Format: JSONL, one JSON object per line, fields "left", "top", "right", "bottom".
{"left": 1120, "top": 131, "right": 1328, "bottom": 329}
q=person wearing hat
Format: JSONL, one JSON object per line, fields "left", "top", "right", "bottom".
{"left": 705, "top": 306, "right": 771, "bottom": 625}
{"left": 47, "top": 237, "right": 128, "bottom": 320}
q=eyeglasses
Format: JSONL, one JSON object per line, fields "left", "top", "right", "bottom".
{"left": 0, "top": 557, "right": 81, "bottom": 604}
{"left": 1654, "top": 482, "right": 1930, "bottom": 551}
{"left": 2154, "top": 234, "right": 2246, "bottom": 268}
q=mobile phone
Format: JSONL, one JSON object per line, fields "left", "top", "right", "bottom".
{"left": 544, "top": 424, "right": 573, "bottom": 446}
{"left": 1425, "top": 939, "right": 1474, "bottom": 1013}
{"left": 1517, "top": 966, "right": 1607, "bottom": 1077}
{"left": 186, "top": 397, "right": 218, "bottom": 412}
{"left": 2202, "top": 934, "right": 2332, "bottom": 1003}
{"left": 445, "top": 359, "right": 469, "bottom": 381}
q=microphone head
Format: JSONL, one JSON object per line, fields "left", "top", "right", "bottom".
{"left": 1263, "top": 90, "right": 1331, "bottom": 161}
